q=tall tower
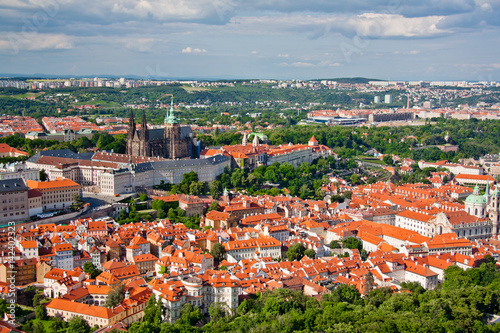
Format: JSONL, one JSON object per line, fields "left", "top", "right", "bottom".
{"left": 126, "top": 109, "right": 136, "bottom": 155}
{"left": 140, "top": 110, "right": 149, "bottom": 156}
{"left": 252, "top": 134, "right": 259, "bottom": 147}
{"left": 165, "top": 96, "right": 181, "bottom": 159}
{"left": 242, "top": 133, "right": 248, "bottom": 146}
{"left": 490, "top": 185, "right": 500, "bottom": 235}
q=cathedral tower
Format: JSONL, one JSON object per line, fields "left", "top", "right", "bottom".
{"left": 165, "top": 97, "right": 183, "bottom": 159}
{"left": 140, "top": 110, "right": 150, "bottom": 156}
{"left": 126, "top": 110, "right": 136, "bottom": 155}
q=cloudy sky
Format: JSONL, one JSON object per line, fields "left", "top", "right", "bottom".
{"left": 1, "top": 0, "right": 499, "bottom": 80}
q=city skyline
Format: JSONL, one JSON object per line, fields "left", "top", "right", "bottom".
{"left": 0, "top": 0, "right": 499, "bottom": 80}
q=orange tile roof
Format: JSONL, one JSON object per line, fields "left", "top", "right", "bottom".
{"left": 26, "top": 177, "right": 80, "bottom": 190}
{"left": 396, "top": 210, "right": 434, "bottom": 222}
{"left": 454, "top": 174, "right": 495, "bottom": 181}
{"left": 45, "top": 298, "right": 123, "bottom": 319}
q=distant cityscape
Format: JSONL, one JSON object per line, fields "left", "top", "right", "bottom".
{"left": 0, "top": 75, "right": 499, "bottom": 333}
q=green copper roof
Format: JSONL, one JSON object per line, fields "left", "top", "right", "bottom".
{"left": 165, "top": 97, "right": 179, "bottom": 124}
{"left": 249, "top": 132, "right": 268, "bottom": 140}
{"left": 492, "top": 186, "right": 500, "bottom": 198}
{"left": 465, "top": 185, "right": 487, "bottom": 204}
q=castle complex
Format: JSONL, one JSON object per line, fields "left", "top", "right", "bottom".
{"left": 126, "top": 99, "right": 198, "bottom": 159}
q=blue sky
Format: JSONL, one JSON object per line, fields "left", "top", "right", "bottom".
{"left": 1, "top": 0, "right": 500, "bottom": 80}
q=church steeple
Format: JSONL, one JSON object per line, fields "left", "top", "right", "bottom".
{"left": 164, "top": 98, "right": 171, "bottom": 124}
{"left": 165, "top": 96, "right": 179, "bottom": 124}
{"left": 126, "top": 109, "right": 136, "bottom": 156}
{"left": 141, "top": 110, "right": 149, "bottom": 141}
{"left": 252, "top": 133, "right": 259, "bottom": 147}
{"left": 127, "top": 109, "right": 136, "bottom": 140}
{"left": 242, "top": 132, "right": 248, "bottom": 146}
{"left": 485, "top": 182, "right": 490, "bottom": 199}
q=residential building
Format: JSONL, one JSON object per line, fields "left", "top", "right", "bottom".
{"left": 0, "top": 258, "right": 37, "bottom": 286}
{"left": 26, "top": 177, "right": 81, "bottom": 211}
{"left": 224, "top": 236, "right": 281, "bottom": 262}
{"left": 0, "top": 178, "right": 29, "bottom": 224}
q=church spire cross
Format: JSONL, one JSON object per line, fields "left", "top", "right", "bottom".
{"left": 165, "top": 96, "right": 179, "bottom": 124}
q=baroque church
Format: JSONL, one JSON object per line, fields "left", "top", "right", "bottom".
{"left": 126, "top": 99, "right": 198, "bottom": 159}
{"left": 465, "top": 183, "right": 500, "bottom": 235}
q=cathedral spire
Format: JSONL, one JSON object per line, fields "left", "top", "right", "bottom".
{"left": 164, "top": 97, "right": 171, "bottom": 124}
{"left": 141, "top": 110, "right": 149, "bottom": 141}
{"left": 127, "top": 109, "right": 136, "bottom": 139}
{"left": 170, "top": 97, "right": 175, "bottom": 121}
{"left": 165, "top": 96, "right": 179, "bottom": 124}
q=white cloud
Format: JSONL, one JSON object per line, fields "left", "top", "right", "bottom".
{"left": 394, "top": 50, "right": 420, "bottom": 55}
{"left": 123, "top": 38, "right": 159, "bottom": 52}
{"left": 277, "top": 54, "right": 289, "bottom": 57}
{"left": 0, "top": 33, "right": 73, "bottom": 52}
{"left": 251, "top": 50, "right": 258, "bottom": 54}
{"left": 231, "top": 13, "right": 450, "bottom": 39}
{"left": 279, "top": 60, "right": 341, "bottom": 67}
{"left": 351, "top": 13, "right": 448, "bottom": 38}
{"left": 182, "top": 46, "right": 207, "bottom": 53}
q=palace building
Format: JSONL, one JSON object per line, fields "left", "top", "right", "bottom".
{"left": 126, "top": 99, "right": 198, "bottom": 159}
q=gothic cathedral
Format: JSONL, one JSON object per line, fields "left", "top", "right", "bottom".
{"left": 126, "top": 99, "right": 197, "bottom": 159}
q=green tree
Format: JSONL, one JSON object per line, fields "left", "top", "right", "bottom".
{"left": 105, "top": 283, "right": 125, "bottom": 308}
{"left": 39, "top": 169, "right": 48, "bottom": 181}
{"left": 180, "top": 171, "right": 199, "bottom": 192}
{"left": 35, "top": 304, "right": 47, "bottom": 320}
{"left": 287, "top": 243, "right": 306, "bottom": 261}
{"left": 47, "top": 317, "right": 67, "bottom": 333}
{"left": 178, "top": 303, "right": 203, "bottom": 326}
{"left": 151, "top": 199, "right": 167, "bottom": 211}
{"left": 71, "top": 193, "right": 85, "bottom": 211}
{"left": 209, "top": 179, "right": 222, "bottom": 199}
{"left": 83, "top": 261, "right": 102, "bottom": 279}
{"left": 349, "top": 174, "right": 361, "bottom": 185}
{"left": 207, "top": 200, "right": 220, "bottom": 213}
{"left": 211, "top": 243, "right": 226, "bottom": 263}
{"left": 0, "top": 299, "right": 7, "bottom": 315}
{"left": 32, "top": 321, "right": 45, "bottom": 333}
{"left": 304, "top": 248, "right": 316, "bottom": 259}
{"left": 32, "top": 293, "right": 44, "bottom": 308}
{"left": 209, "top": 302, "right": 229, "bottom": 322}
{"left": 189, "top": 181, "right": 204, "bottom": 195}
{"left": 143, "top": 295, "right": 157, "bottom": 323}
{"left": 138, "top": 192, "right": 148, "bottom": 202}
{"left": 383, "top": 155, "right": 394, "bottom": 166}
{"left": 66, "top": 316, "right": 91, "bottom": 333}
{"left": 343, "top": 237, "right": 362, "bottom": 250}
{"left": 157, "top": 208, "right": 166, "bottom": 219}
{"left": 330, "top": 240, "right": 341, "bottom": 249}
{"left": 363, "top": 272, "right": 374, "bottom": 296}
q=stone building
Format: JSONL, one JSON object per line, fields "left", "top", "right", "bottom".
{"left": 0, "top": 178, "right": 29, "bottom": 224}
{"left": 126, "top": 99, "right": 198, "bottom": 159}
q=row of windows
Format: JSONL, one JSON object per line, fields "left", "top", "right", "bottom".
{"left": 1, "top": 197, "right": 25, "bottom": 203}
{"left": 2, "top": 211, "right": 25, "bottom": 217}
{"left": 3, "top": 205, "right": 25, "bottom": 210}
